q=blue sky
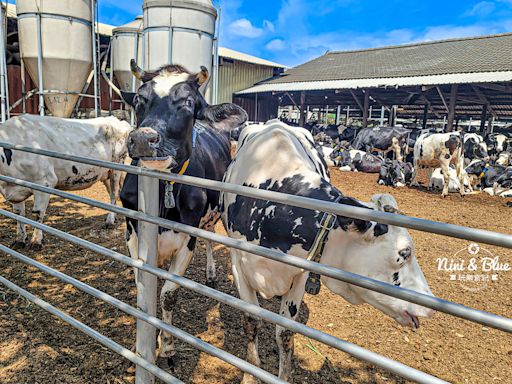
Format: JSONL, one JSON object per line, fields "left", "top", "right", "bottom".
{"left": 9, "top": 0, "right": 512, "bottom": 66}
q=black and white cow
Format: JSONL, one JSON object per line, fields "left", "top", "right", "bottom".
{"left": 485, "top": 133, "right": 509, "bottom": 156}
{"left": 221, "top": 121, "right": 435, "bottom": 383}
{"left": 411, "top": 132, "right": 465, "bottom": 197}
{"left": 465, "top": 160, "right": 507, "bottom": 192}
{"left": 378, "top": 159, "right": 414, "bottom": 187}
{"left": 464, "top": 134, "right": 489, "bottom": 166}
{"left": 120, "top": 61, "right": 247, "bottom": 366}
{"left": 351, "top": 126, "right": 411, "bottom": 161}
{"left": 0, "top": 114, "right": 131, "bottom": 248}
{"left": 493, "top": 167, "right": 512, "bottom": 197}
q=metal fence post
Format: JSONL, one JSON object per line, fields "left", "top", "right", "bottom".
{"left": 136, "top": 175, "right": 159, "bottom": 384}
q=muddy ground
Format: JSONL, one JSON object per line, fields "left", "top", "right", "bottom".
{"left": 1, "top": 169, "right": 511, "bottom": 384}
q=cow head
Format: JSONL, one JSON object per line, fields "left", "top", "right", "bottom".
{"left": 321, "top": 194, "right": 435, "bottom": 329}
{"left": 465, "top": 138, "right": 489, "bottom": 162}
{"left": 379, "top": 159, "right": 408, "bottom": 187}
{"left": 122, "top": 60, "right": 247, "bottom": 170}
{"left": 494, "top": 168, "right": 512, "bottom": 195}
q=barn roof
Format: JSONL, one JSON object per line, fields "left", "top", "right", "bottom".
{"left": 237, "top": 32, "right": 512, "bottom": 94}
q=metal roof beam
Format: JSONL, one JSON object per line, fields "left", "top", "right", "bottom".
{"left": 436, "top": 86, "right": 450, "bottom": 112}
{"left": 471, "top": 85, "right": 498, "bottom": 118}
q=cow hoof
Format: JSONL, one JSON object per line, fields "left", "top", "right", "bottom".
{"left": 104, "top": 222, "right": 116, "bottom": 230}
{"left": 205, "top": 278, "right": 218, "bottom": 289}
{"left": 157, "top": 356, "right": 176, "bottom": 371}
{"left": 28, "top": 243, "right": 43, "bottom": 251}
{"left": 10, "top": 240, "right": 26, "bottom": 250}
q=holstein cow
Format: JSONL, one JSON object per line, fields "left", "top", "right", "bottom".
{"left": 463, "top": 134, "right": 489, "bottom": 166}
{"left": 119, "top": 61, "right": 247, "bottom": 367}
{"left": 411, "top": 132, "right": 465, "bottom": 197}
{"left": 330, "top": 144, "right": 384, "bottom": 173}
{"left": 493, "top": 167, "right": 512, "bottom": 197}
{"left": 485, "top": 133, "right": 509, "bottom": 156}
{"left": 465, "top": 160, "right": 507, "bottom": 193}
{"left": 378, "top": 159, "right": 414, "bottom": 187}
{"left": 0, "top": 115, "right": 131, "bottom": 248}
{"left": 429, "top": 166, "right": 472, "bottom": 194}
{"left": 352, "top": 126, "right": 411, "bottom": 161}
{"left": 221, "top": 121, "right": 435, "bottom": 383}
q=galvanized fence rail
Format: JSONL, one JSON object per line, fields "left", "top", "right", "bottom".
{"left": 0, "top": 142, "right": 511, "bottom": 384}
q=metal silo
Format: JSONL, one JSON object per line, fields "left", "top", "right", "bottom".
{"left": 112, "top": 16, "right": 143, "bottom": 92}
{"left": 142, "top": 0, "right": 217, "bottom": 100}
{"left": 16, "top": 0, "right": 95, "bottom": 117}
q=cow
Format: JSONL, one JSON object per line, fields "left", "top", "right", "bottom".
{"left": 485, "top": 133, "right": 509, "bottom": 156}
{"left": 428, "top": 166, "right": 472, "bottom": 194}
{"left": 465, "top": 160, "right": 507, "bottom": 191}
{"left": 464, "top": 135, "right": 489, "bottom": 165}
{"left": 221, "top": 121, "right": 435, "bottom": 383}
{"left": 119, "top": 60, "right": 247, "bottom": 367}
{"left": 351, "top": 126, "right": 410, "bottom": 161}
{"left": 378, "top": 159, "right": 414, "bottom": 187}
{"left": 411, "top": 132, "right": 465, "bottom": 197}
{"left": 0, "top": 114, "right": 131, "bottom": 249}
{"left": 493, "top": 167, "right": 512, "bottom": 197}
{"left": 332, "top": 147, "right": 384, "bottom": 173}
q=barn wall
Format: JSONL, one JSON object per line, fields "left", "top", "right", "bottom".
{"left": 218, "top": 59, "right": 275, "bottom": 104}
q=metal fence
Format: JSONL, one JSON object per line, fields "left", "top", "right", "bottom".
{"left": 0, "top": 141, "right": 511, "bottom": 384}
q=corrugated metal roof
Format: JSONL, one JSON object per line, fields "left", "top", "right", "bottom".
{"left": 4, "top": 2, "right": 115, "bottom": 36}
{"left": 236, "top": 71, "right": 512, "bottom": 94}
{"left": 218, "top": 47, "right": 287, "bottom": 68}
{"left": 270, "top": 32, "right": 512, "bottom": 84}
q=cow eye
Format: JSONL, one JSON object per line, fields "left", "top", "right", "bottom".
{"left": 185, "top": 98, "right": 194, "bottom": 108}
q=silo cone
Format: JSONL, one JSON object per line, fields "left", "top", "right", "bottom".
{"left": 16, "top": 0, "right": 93, "bottom": 117}
{"left": 143, "top": 0, "right": 216, "bottom": 100}
{"left": 112, "top": 16, "right": 143, "bottom": 92}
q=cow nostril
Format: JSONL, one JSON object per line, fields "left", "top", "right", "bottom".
{"left": 399, "top": 247, "right": 412, "bottom": 259}
{"left": 147, "top": 135, "right": 159, "bottom": 144}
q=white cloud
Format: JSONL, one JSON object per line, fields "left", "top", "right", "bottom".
{"left": 420, "top": 24, "right": 501, "bottom": 41}
{"left": 266, "top": 39, "right": 286, "bottom": 51}
{"left": 464, "top": 1, "right": 496, "bottom": 17}
{"left": 229, "top": 18, "right": 265, "bottom": 38}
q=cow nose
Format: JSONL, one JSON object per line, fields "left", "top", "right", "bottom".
{"left": 128, "top": 127, "right": 161, "bottom": 158}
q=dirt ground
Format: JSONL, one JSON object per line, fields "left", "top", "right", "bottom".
{"left": 1, "top": 169, "right": 511, "bottom": 384}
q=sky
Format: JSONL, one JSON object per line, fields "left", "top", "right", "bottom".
{"left": 8, "top": 0, "right": 512, "bottom": 67}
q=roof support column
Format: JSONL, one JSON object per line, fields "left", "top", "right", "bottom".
{"left": 336, "top": 105, "right": 341, "bottom": 125}
{"left": 446, "top": 84, "right": 458, "bottom": 132}
{"left": 388, "top": 105, "right": 397, "bottom": 127}
{"left": 362, "top": 89, "right": 370, "bottom": 128}
{"left": 422, "top": 102, "right": 429, "bottom": 130}
{"left": 299, "top": 91, "right": 306, "bottom": 127}
{"left": 479, "top": 103, "right": 488, "bottom": 133}
{"left": 345, "top": 105, "right": 351, "bottom": 125}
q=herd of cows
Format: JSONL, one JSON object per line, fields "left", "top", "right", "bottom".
{"left": 0, "top": 60, "right": 509, "bottom": 382}
{"left": 306, "top": 123, "right": 512, "bottom": 198}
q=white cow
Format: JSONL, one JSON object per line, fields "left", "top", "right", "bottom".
{"left": 0, "top": 114, "right": 132, "bottom": 248}
{"left": 429, "top": 167, "right": 472, "bottom": 193}
{"left": 411, "top": 132, "right": 465, "bottom": 197}
{"left": 222, "top": 121, "right": 435, "bottom": 383}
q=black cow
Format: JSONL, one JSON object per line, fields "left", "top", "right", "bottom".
{"left": 378, "top": 159, "right": 414, "bottom": 187}
{"left": 494, "top": 167, "right": 512, "bottom": 195}
{"left": 465, "top": 160, "right": 506, "bottom": 189}
{"left": 352, "top": 126, "right": 411, "bottom": 161}
{"left": 120, "top": 60, "right": 247, "bottom": 366}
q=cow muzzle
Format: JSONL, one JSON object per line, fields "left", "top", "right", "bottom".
{"left": 128, "top": 127, "right": 161, "bottom": 159}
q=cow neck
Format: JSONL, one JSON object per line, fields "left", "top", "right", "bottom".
{"left": 479, "top": 163, "right": 490, "bottom": 179}
{"left": 304, "top": 194, "right": 343, "bottom": 295}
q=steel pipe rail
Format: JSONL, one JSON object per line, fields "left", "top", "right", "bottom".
{"left": 0, "top": 275, "right": 183, "bottom": 384}
{"left": 1, "top": 175, "right": 511, "bottom": 334}
{"left": 0, "top": 142, "right": 511, "bottom": 249}
{"left": 0, "top": 214, "right": 448, "bottom": 384}
{"left": 0, "top": 243, "right": 285, "bottom": 384}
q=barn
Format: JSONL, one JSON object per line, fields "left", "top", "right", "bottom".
{"left": 236, "top": 32, "right": 512, "bottom": 131}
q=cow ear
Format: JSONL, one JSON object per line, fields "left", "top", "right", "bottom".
{"left": 196, "top": 66, "right": 209, "bottom": 86}
{"left": 199, "top": 103, "right": 248, "bottom": 132}
{"left": 370, "top": 193, "right": 403, "bottom": 214}
{"left": 121, "top": 91, "right": 136, "bottom": 108}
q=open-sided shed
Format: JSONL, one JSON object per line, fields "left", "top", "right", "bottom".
{"left": 236, "top": 32, "right": 512, "bottom": 131}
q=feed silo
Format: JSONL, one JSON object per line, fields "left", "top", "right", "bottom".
{"left": 111, "top": 16, "right": 143, "bottom": 92}
{"left": 16, "top": 0, "right": 94, "bottom": 117}
{"left": 142, "top": 0, "right": 217, "bottom": 99}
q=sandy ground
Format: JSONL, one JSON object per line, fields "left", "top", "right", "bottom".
{"left": 1, "top": 169, "right": 511, "bottom": 384}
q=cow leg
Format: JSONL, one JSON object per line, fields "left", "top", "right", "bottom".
{"left": 205, "top": 240, "right": 217, "bottom": 288}
{"left": 125, "top": 221, "right": 139, "bottom": 284}
{"left": 11, "top": 202, "right": 27, "bottom": 248}
{"left": 455, "top": 159, "right": 466, "bottom": 196}
{"left": 441, "top": 163, "right": 450, "bottom": 197}
{"left": 103, "top": 172, "right": 120, "bottom": 228}
{"left": 232, "top": 251, "right": 261, "bottom": 384}
{"left": 426, "top": 168, "right": 434, "bottom": 190}
{"left": 276, "top": 272, "right": 308, "bottom": 381}
{"left": 157, "top": 239, "right": 194, "bottom": 368}
{"left": 29, "top": 191, "right": 51, "bottom": 249}
{"left": 411, "top": 161, "right": 420, "bottom": 187}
